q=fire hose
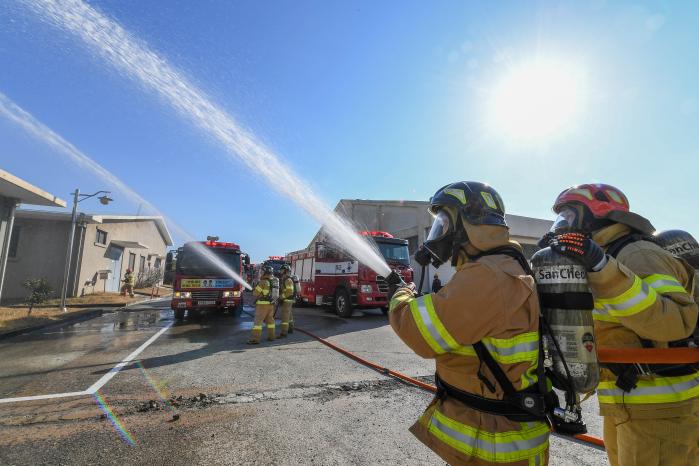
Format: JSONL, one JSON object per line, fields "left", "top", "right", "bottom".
{"left": 294, "top": 325, "right": 606, "bottom": 452}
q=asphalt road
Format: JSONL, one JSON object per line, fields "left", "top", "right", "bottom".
{"left": 0, "top": 297, "right": 608, "bottom": 465}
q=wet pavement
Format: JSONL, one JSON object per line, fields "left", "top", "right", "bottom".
{"left": 0, "top": 295, "right": 608, "bottom": 465}
{"left": 0, "top": 299, "right": 172, "bottom": 399}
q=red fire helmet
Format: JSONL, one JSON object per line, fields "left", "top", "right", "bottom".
{"left": 553, "top": 184, "right": 630, "bottom": 218}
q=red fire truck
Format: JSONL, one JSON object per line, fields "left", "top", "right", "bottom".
{"left": 287, "top": 231, "right": 413, "bottom": 317}
{"left": 171, "top": 240, "right": 248, "bottom": 319}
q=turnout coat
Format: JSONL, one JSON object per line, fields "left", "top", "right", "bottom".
{"left": 389, "top": 242, "right": 550, "bottom": 466}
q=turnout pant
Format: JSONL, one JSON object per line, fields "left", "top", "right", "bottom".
{"left": 121, "top": 284, "right": 134, "bottom": 297}
{"left": 248, "top": 303, "right": 275, "bottom": 343}
{"left": 279, "top": 301, "right": 294, "bottom": 336}
{"left": 604, "top": 413, "right": 699, "bottom": 466}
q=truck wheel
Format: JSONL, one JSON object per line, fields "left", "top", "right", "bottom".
{"left": 231, "top": 306, "right": 242, "bottom": 318}
{"left": 334, "top": 288, "right": 353, "bottom": 318}
{"left": 174, "top": 308, "right": 185, "bottom": 320}
{"left": 381, "top": 306, "right": 389, "bottom": 316}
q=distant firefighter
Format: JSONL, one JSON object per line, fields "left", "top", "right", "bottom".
{"left": 248, "top": 265, "right": 276, "bottom": 345}
{"left": 278, "top": 264, "right": 296, "bottom": 337}
{"left": 121, "top": 269, "right": 135, "bottom": 297}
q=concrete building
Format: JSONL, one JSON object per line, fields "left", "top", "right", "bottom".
{"left": 300, "top": 199, "right": 554, "bottom": 293}
{"left": 0, "top": 170, "right": 66, "bottom": 303}
{"left": 3, "top": 211, "right": 173, "bottom": 301}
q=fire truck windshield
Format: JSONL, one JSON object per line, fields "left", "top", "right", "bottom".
{"left": 264, "top": 260, "right": 287, "bottom": 275}
{"left": 376, "top": 241, "right": 410, "bottom": 265}
{"left": 176, "top": 244, "right": 241, "bottom": 276}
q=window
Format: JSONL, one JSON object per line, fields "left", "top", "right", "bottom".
{"left": 96, "top": 229, "right": 108, "bottom": 245}
{"left": 154, "top": 257, "right": 162, "bottom": 269}
{"left": 139, "top": 255, "right": 146, "bottom": 272}
{"left": 128, "top": 253, "right": 136, "bottom": 271}
{"left": 8, "top": 225, "right": 20, "bottom": 258}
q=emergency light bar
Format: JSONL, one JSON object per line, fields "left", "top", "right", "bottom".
{"left": 204, "top": 241, "right": 240, "bottom": 249}
{"left": 268, "top": 255, "right": 285, "bottom": 260}
{"left": 359, "top": 230, "right": 394, "bottom": 238}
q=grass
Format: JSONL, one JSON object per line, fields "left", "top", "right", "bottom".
{"left": 0, "top": 306, "right": 96, "bottom": 332}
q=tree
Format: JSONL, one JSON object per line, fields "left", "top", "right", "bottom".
{"left": 136, "top": 267, "right": 163, "bottom": 289}
{"left": 22, "top": 278, "right": 53, "bottom": 315}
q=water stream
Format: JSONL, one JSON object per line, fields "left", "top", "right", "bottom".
{"left": 18, "top": 0, "right": 391, "bottom": 277}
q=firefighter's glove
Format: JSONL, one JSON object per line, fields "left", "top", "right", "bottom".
{"left": 386, "top": 270, "right": 408, "bottom": 301}
{"left": 550, "top": 233, "right": 608, "bottom": 272}
{"left": 537, "top": 232, "right": 555, "bottom": 249}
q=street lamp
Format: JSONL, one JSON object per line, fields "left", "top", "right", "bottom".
{"left": 60, "top": 189, "right": 113, "bottom": 312}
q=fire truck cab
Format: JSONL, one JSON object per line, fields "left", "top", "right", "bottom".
{"left": 171, "top": 240, "right": 247, "bottom": 319}
{"left": 288, "top": 231, "right": 413, "bottom": 317}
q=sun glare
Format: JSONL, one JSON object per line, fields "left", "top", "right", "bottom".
{"left": 488, "top": 59, "right": 585, "bottom": 141}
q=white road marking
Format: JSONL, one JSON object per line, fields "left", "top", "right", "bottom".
{"left": 85, "top": 322, "right": 173, "bottom": 394}
{"left": 0, "top": 390, "right": 88, "bottom": 404}
{"left": 0, "top": 321, "right": 173, "bottom": 404}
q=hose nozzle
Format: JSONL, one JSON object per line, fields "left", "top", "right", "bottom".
{"left": 386, "top": 269, "right": 406, "bottom": 300}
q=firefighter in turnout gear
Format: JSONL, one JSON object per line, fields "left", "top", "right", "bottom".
{"left": 546, "top": 183, "right": 699, "bottom": 466}
{"left": 247, "top": 265, "right": 276, "bottom": 345}
{"left": 388, "top": 181, "right": 550, "bottom": 466}
{"left": 121, "top": 269, "right": 135, "bottom": 297}
{"left": 278, "top": 264, "right": 295, "bottom": 337}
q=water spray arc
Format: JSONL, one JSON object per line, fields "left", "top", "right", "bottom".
{"left": 19, "top": 0, "right": 391, "bottom": 277}
{"left": 0, "top": 92, "right": 251, "bottom": 290}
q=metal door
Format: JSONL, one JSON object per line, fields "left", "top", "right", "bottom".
{"left": 105, "top": 246, "right": 124, "bottom": 292}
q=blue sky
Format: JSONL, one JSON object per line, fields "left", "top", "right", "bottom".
{"left": 1, "top": 1, "right": 698, "bottom": 262}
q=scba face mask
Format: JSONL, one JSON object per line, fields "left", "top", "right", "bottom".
{"left": 550, "top": 206, "right": 585, "bottom": 234}
{"left": 415, "top": 210, "right": 455, "bottom": 267}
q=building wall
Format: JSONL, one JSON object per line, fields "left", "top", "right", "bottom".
{"left": 3, "top": 218, "right": 71, "bottom": 301}
{"left": 3, "top": 217, "right": 168, "bottom": 301}
{"left": 76, "top": 220, "right": 167, "bottom": 296}
{"left": 0, "top": 197, "right": 18, "bottom": 303}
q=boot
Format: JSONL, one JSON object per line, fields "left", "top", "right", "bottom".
{"left": 288, "top": 321, "right": 294, "bottom": 334}
{"left": 267, "top": 326, "right": 276, "bottom": 341}
{"left": 247, "top": 326, "right": 262, "bottom": 345}
{"left": 279, "top": 322, "right": 289, "bottom": 338}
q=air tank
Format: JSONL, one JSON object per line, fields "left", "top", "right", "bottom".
{"left": 655, "top": 230, "right": 699, "bottom": 270}
{"left": 270, "top": 276, "right": 280, "bottom": 302}
{"left": 531, "top": 247, "right": 599, "bottom": 394}
{"left": 291, "top": 274, "right": 301, "bottom": 298}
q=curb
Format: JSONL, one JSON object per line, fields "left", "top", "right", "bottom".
{"left": 121, "top": 296, "right": 172, "bottom": 310}
{"left": 4, "top": 302, "right": 128, "bottom": 310}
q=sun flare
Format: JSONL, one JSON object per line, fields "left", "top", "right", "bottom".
{"left": 488, "top": 59, "right": 585, "bottom": 141}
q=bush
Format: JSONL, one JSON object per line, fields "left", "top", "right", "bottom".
{"left": 136, "top": 268, "right": 163, "bottom": 289}
{"left": 22, "top": 278, "right": 54, "bottom": 314}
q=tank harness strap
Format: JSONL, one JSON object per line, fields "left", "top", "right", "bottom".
{"left": 538, "top": 292, "right": 594, "bottom": 310}
{"left": 601, "top": 233, "right": 699, "bottom": 391}
{"left": 605, "top": 233, "right": 656, "bottom": 260}
{"left": 456, "top": 246, "right": 551, "bottom": 420}
{"left": 434, "top": 373, "right": 546, "bottom": 422}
